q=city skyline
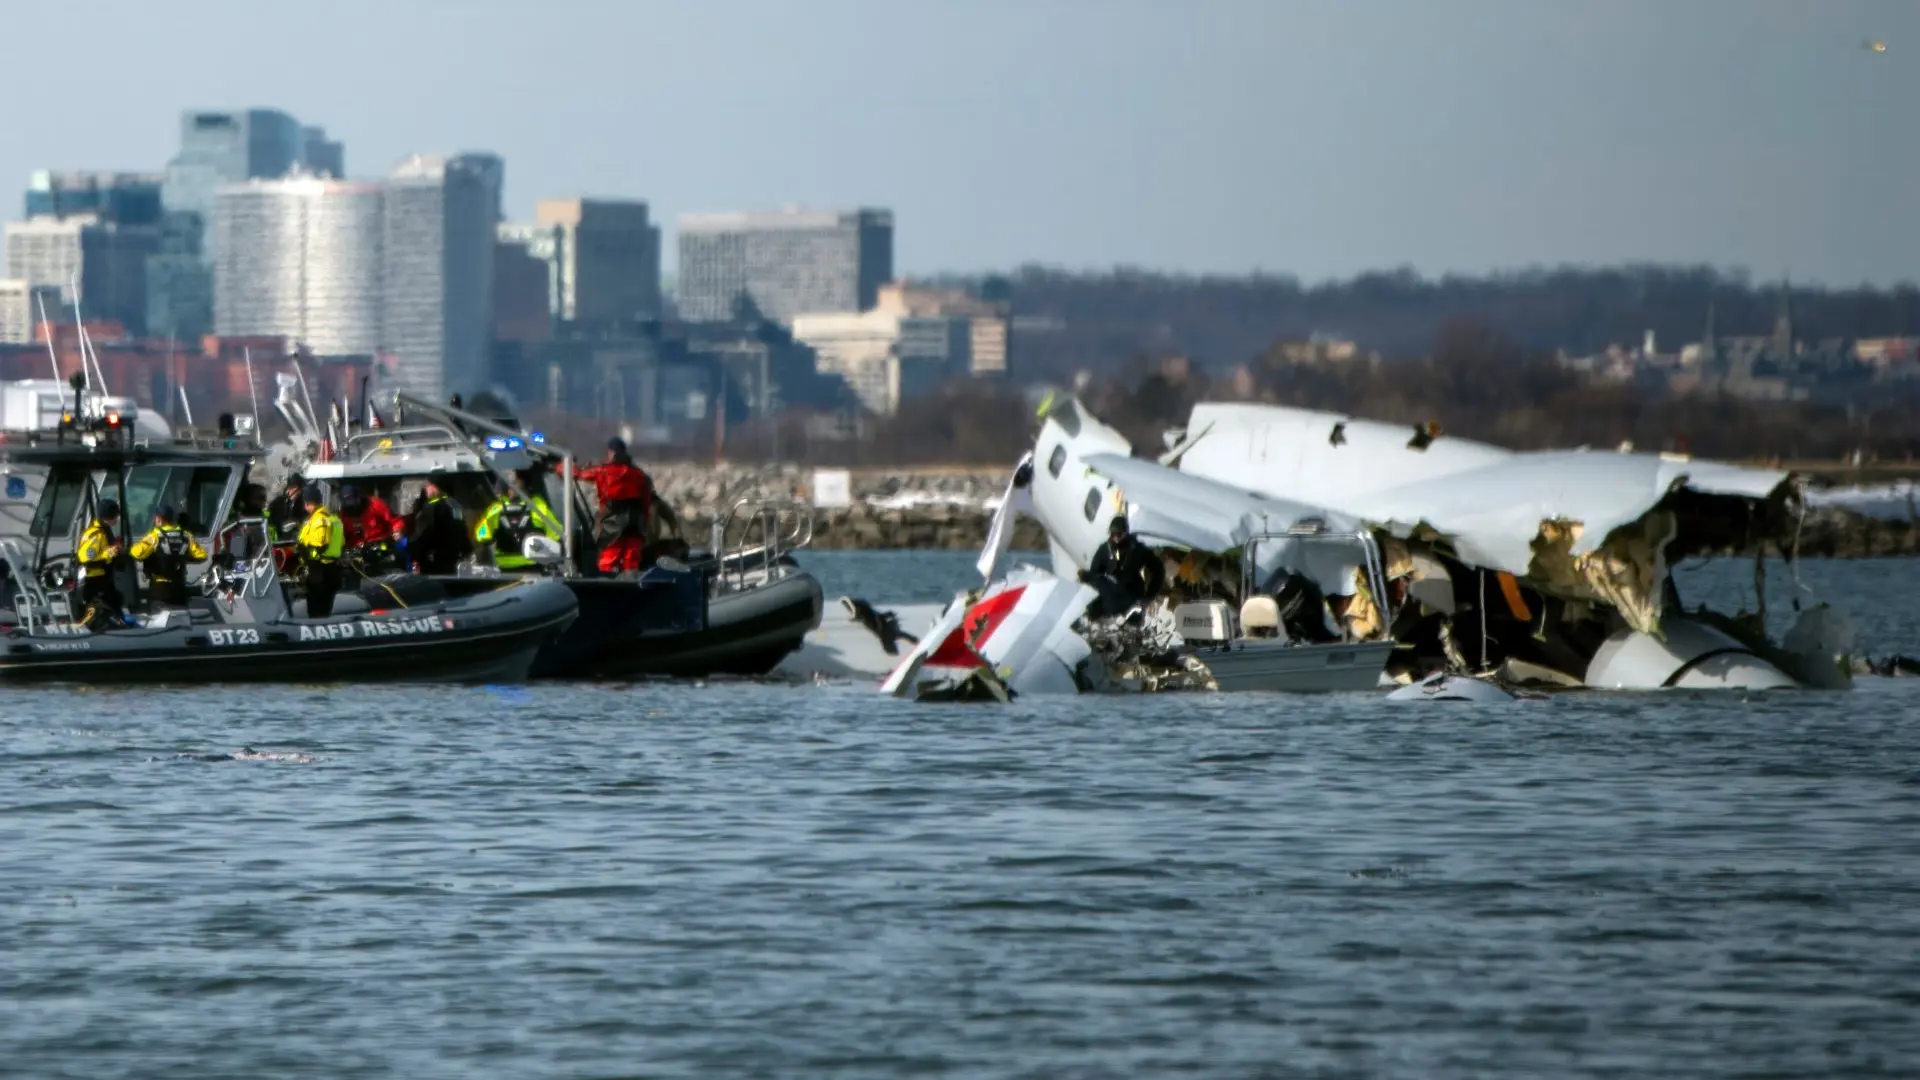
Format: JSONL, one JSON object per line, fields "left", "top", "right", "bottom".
{"left": 2, "top": 0, "right": 1916, "bottom": 286}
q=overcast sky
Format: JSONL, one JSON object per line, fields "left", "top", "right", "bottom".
{"left": 9, "top": 0, "right": 1916, "bottom": 284}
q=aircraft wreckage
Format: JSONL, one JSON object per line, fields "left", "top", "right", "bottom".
{"left": 881, "top": 398, "right": 1855, "bottom": 702}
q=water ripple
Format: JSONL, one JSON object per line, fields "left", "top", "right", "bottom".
{"left": 1, "top": 555, "right": 1918, "bottom": 1077}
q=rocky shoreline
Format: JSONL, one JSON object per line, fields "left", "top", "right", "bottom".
{"left": 646, "top": 462, "right": 1920, "bottom": 557}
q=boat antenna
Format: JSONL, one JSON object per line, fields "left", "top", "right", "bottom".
{"left": 290, "top": 353, "right": 321, "bottom": 440}
{"left": 33, "top": 291, "right": 59, "bottom": 383}
{"left": 243, "top": 347, "right": 262, "bottom": 443}
{"left": 69, "top": 272, "right": 109, "bottom": 403}
{"left": 177, "top": 384, "right": 195, "bottom": 428}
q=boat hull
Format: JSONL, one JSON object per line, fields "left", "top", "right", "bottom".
{"left": 1191, "top": 639, "right": 1397, "bottom": 693}
{"left": 530, "top": 570, "right": 824, "bottom": 679}
{"left": 0, "top": 579, "right": 579, "bottom": 684}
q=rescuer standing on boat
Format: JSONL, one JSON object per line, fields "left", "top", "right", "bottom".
{"left": 297, "top": 486, "right": 346, "bottom": 617}
{"left": 131, "top": 503, "right": 207, "bottom": 608}
{"left": 1079, "top": 515, "right": 1165, "bottom": 616}
{"left": 475, "top": 472, "right": 564, "bottom": 571}
{"left": 76, "top": 498, "right": 127, "bottom": 629}
{"left": 578, "top": 437, "right": 652, "bottom": 576}
{"left": 407, "top": 473, "right": 466, "bottom": 575}
{"left": 267, "top": 473, "right": 307, "bottom": 538}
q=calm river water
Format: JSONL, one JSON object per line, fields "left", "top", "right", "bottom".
{"left": 3, "top": 552, "right": 1918, "bottom": 1079}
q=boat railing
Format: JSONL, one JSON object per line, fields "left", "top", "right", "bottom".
{"left": 706, "top": 496, "right": 815, "bottom": 593}
{"left": 341, "top": 425, "right": 477, "bottom": 463}
{"left": 0, "top": 536, "right": 80, "bottom": 635}
{"left": 206, "top": 517, "right": 282, "bottom": 601}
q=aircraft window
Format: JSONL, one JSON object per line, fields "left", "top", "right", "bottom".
{"left": 1050, "top": 398, "right": 1083, "bottom": 437}
{"left": 1047, "top": 444, "right": 1067, "bottom": 478}
{"left": 1083, "top": 487, "right": 1101, "bottom": 522}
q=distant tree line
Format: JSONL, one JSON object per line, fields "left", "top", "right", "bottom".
{"left": 946, "top": 264, "right": 1920, "bottom": 384}
{"left": 720, "top": 319, "right": 1920, "bottom": 467}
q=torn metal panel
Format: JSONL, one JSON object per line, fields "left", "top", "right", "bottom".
{"left": 1077, "top": 451, "right": 1369, "bottom": 599}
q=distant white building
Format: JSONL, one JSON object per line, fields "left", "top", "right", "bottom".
{"left": 677, "top": 207, "right": 892, "bottom": 324}
{"left": 789, "top": 308, "right": 965, "bottom": 415}
{"left": 0, "top": 279, "right": 31, "bottom": 343}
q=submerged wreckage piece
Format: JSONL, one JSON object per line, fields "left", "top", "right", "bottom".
{"left": 881, "top": 568, "right": 1101, "bottom": 702}
{"left": 1019, "top": 397, "right": 1853, "bottom": 693}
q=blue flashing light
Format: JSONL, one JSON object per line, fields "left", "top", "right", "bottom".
{"left": 485, "top": 435, "right": 510, "bottom": 451}
{"left": 506, "top": 436, "right": 524, "bottom": 449}
{"left": 528, "top": 431, "right": 546, "bottom": 445}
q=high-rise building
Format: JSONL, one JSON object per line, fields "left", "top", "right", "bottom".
{"left": 382, "top": 153, "right": 502, "bottom": 399}
{"left": 163, "top": 109, "right": 309, "bottom": 222}
{"left": 0, "top": 279, "right": 32, "bottom": 343}
{"left": 3, "top": 215, "right": 159, "bottom": 335}
{"left": 675, "top": 207, "right": 892, "bottom": 324}
{"left": 145, "top": 211, "right": 211, "bottom": 342}
{"left": 210, "top": 176, "right": 385, "bottom": 357}
{"left": 498, "top": 221, "right": 562, "bottom": 320}
{"left": 302, "top": 126, "right": 346, "bottom": 179}
{"left": 530, "top": 197, "right": 662, "bottom": 328}
{"left": 156, "top": 108, "right": 343, "bottom": 344}
{"left": 24, "top": 171, "right": 163, "bottom": 226}
{"left": 492, "top": 236, "right": 554, "bottom": 345}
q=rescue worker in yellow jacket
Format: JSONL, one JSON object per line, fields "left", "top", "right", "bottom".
{"left": 76, "top": 497, "right": 127, "bottom": 629}
{"left": 130, "top": 503, "right": 208, "bottom": 607}
{"left": 473, "top": 486, "right": 564, "bottom": 571}
{"left": 296, "top": 485, "right": 346, "bottom": 617}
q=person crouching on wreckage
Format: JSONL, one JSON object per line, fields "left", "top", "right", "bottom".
{"left": 1078, "top": 515, "right": 1166, "bottom": 618}
{"left": 577, "top": 437, "right": 654, "bottom": 578}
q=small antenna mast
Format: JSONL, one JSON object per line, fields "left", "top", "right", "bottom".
{"left": 243, "top": 347, "right": 263, "bottom": 434}
{"left": 68, "top": 272, "right": 109, "bottom": 402}
{"left": 33, "top": 292, "right": 59, "bottom": 383}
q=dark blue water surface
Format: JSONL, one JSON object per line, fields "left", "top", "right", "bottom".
{"left": 3, "top": 552, "right": 1919, "bottom": 1079}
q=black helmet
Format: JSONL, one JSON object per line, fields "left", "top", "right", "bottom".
{"left": 1108, "top": 514, "right": 1129, "bottom": 536}
{"left": 606, "top": 436, "right": 628, "bottom": 454}
{"left": 341, "top": 482, "right": 361, "bottom": 502}
{"left": 285, "top": 473, "right": 304, "bottom": 490}
{"left": 98, "top": 498, "right": 120, "bottom": 519}
{"left": 301, "top": 485, "right": 324, "bottom": 506}
{"left": 155, "top": 503, "right": 176, "bottom": 521}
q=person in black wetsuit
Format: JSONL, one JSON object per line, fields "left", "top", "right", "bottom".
{"left": 406, "top": 473, "right": 467, "bottom": 575}
{"left": 1078, "top": 515, "right": 1165, "bottom": 617}
{"left": 265, "top": 474, "right": 307, "bottom": 539}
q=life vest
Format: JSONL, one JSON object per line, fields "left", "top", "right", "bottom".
{"left": 298, "top": 507, "right": 346, "bottom": 562}
{"left": 134, "top": 525, "right": 200, "bottom": 582}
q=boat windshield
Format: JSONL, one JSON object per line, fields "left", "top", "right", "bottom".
{"left": 29, "top": 470, "right": 87, "bottom": 539}
{"left": 121, "top": 465, "right": 234, "bottom": 535}
{"left": 28, "top": 463, "right": 237, "bottom": 541}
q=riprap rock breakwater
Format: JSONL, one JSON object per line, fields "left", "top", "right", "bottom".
{"left": 645, "top": 463, "right": 1919, "bottom": 555}
{"left": 650, "top": 464, "right": 1044, "bottom": 551}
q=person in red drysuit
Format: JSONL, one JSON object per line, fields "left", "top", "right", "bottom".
{"left": 577, "top": 437, "right": 653, "bottom": 575}
{"left": 338, "top": 483, "right": 403, "bottom": 550}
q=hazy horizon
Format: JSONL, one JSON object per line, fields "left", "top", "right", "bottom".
{"left": 8, "top": 0, "right": 1917, "bottom": 286}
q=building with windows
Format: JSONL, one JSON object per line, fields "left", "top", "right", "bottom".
{"left": 154, "top": 108, "right": 344, "bottom": 344}
{"left": 382, "top": 153, "right": 502, "bottom": 399}
{"left": 676, "top": 207, "right": 892, "bottom": 324}
{"left": 531, "top": 197, "right": 662, "bottom": 328}
{"left": 3, "top": 215, "right": 159, "bottom": 335}
{"left": 0, "top": 279, "right": 31, "bottom": 343}
{"left": 789, "top": 308, "right": 959, "bottom": 415}
{"left": 210, "top": 176, "right": 385, "bottom": 357}
{"left": 24, "top": 171, "right": 163, "bottom": 226}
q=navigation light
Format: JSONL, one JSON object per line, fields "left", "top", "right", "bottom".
{"left": 528, "top": 431, "right": 546, "bottom": 445}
